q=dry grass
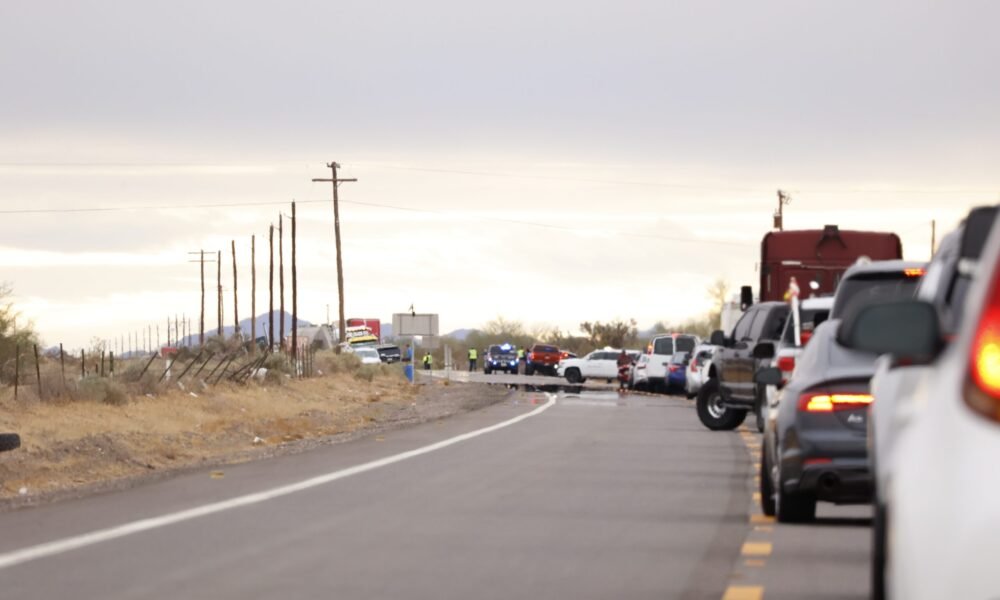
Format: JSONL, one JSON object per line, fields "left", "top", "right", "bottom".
{"left": 0, "top": 371, "right": 419, "bottom": 500}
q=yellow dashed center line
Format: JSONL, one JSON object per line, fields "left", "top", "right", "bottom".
{"left": 749, "top": 514, "right": 775, "bottom": 524}
{"left": 742, "top": 541, "right": 773, "bottom": 557}
{"left": 723, "top": 585, "right": 764, "bottom": 600}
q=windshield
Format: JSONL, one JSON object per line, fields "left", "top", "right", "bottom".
{"left": 356, "top": 349, "right": 379, "bottom": 358}
{"left": 831, "top": 273, "right": 921, "bottom": 319}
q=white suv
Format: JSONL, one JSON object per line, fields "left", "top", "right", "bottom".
{"left": 558, "top": 348, "right": 624, "bottom": 384}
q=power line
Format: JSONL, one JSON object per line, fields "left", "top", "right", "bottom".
{"left": 0, "top": 199, "right": 327, "bottom": 214}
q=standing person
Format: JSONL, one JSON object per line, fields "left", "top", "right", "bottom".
{"left": 516, "top": 347, "right": 525, "bottom": 375}
{"left": 617, "top": 349, "right": 632, "bottom": 391}
{"left": 423, "top": 351, "right": 433, "bottom": 371}
{"left": 468, "top": 347, "right": 478, "bottom": 372}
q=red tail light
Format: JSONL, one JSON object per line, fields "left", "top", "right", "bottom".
{"left": 777, "top": 355, "right": 796, "bottom": 374}
{"left": 798, "top": 392, "right": 873, "bottom": 412}
{"left": 669, "top": 365, "right": 681, "bottom": 373}
{"left": 800, "top": 331, "right": 813, "bottom": 345}
{"left": 966, "top": 257, "right": 1000, "bottom": 421}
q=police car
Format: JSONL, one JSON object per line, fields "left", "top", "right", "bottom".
{"left": 484, "top": 343, "right": 519, "bottom": 374}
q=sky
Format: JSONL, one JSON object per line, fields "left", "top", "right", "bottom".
{"left": 1, "top": 0, "right": 998, "bottom": 349}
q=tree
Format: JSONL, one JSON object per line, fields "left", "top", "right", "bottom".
{"left": 0, "top": 284, "right": 39, "bottom": 384}
{"left": 580, "top": 319, "right": 638, "bottom": 349}
{"left": 707, "top": 278, "right": 730, "bottom": 331}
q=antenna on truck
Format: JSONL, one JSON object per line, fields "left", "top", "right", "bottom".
{"left": 774, "top": 190, "right": 791, "bottom": 231}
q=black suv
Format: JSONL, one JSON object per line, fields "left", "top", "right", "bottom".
{"left": 697, "top": 301, "right": 789, "bottom": 431}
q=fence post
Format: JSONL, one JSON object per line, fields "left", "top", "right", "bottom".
{"left": 81, "top": 350, "right": 85, "bottom": 378}
{"left": 14, "top": 344, "right": 19, "bottom": 400}
{"left": 34, "top": 344, "right": 42, "bottom": 400}
{"left": 135, "top": 352, "right": 158, "bottom": 381}
{"left": 59, "top": 343, "right": 65, "bottom": 387}
{"left": 109, "top": 351, "right": 114, "bottom": 377}
{"left": 100, "top": 350, "right": 106, "bottom": 377}
{"left": 175, "top": 350, "right": 204, "bottom": 382}
{"left": 192, "top": 352, "right": 214, "bottom": 379}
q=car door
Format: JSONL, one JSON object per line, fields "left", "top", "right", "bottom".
{"left": 724, "top": 308, "right": 758, "bottom": 394}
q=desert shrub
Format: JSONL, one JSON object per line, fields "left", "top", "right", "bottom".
{"left": 262, "top": 353, "right": 293, "bottom": 375}
{"left": 315, "top": 352, "right": 360, "bottom": 375}
{"left": 354, "top": 365, "right": 379, "bottom": 382}
{"left": 77, "top": 377, "right": 129, "bottom": 406}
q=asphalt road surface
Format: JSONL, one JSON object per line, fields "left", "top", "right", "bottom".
{"left": 0, "top": 388, "right": 870, "bottom": 599}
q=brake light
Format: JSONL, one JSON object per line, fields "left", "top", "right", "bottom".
{"left": 967, "top": 258, "right": 1000, "bottom": 421}
{"left": 777, "top": 355, "right": 796, "bottom": 373}
{"left": 798, "top": 392, "right": 873, "bottom": 412}
{"left": 669, "top": 365, "right": 681, "bottom": 373}
{"left": 904, "top": 268, "right": 926, "bottom": 278}
{"left": 800, "top": 330, "right": 813, "bottom": 345}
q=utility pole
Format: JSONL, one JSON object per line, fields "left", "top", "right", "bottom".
{"left": 250, "top": 234, "right": 256, "bottom": 352}
{"left": 189, "top": 250, "right": 216, "bottom": 347}
{"left": 231, "top": 240, "right": 240, "bottom": 339}
{"left": 269, "top": 224, "right": 275, "bottom": 353}
{"left": 774, "top": 190, "right": 791, "bottom": 231}
{"left": 279, "top": 214, "right": 285, "bottom": 351}
{"left": 291, "top": 201, "right": 298, "bottom": 367}
{"left": 312, "top": 161, "right": 357, "bottom": 344}
{"left": 217, "top": 249, "right": 223, "bottom": 338}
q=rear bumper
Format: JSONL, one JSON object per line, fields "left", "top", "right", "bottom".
{"left": 781, "top": 448, "right": 872, "bottom": 504}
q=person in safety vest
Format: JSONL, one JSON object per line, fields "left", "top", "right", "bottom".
{"left": 468, "top": 348, "right": 478, "bottom": 372}
{"left": 423, "top": 351, "right": 433, "bottom": 370}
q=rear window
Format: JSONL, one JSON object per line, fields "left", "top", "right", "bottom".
{"left": 832, "top": 272, "right": 921, "bottom": 319}
{"left": 781, "top": 307, "right": 829, "bottom": 344}
{"left": 652, "top": 338, "right": 674, "bottom": 355}
{"left": 675, "top": 336, "right": 696, "bottom": 353}
{"left": 533, "top": 345, "right": 558, "bottom": 353}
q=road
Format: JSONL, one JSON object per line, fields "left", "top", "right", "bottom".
{"left": 0, "top": 388, "right": 869, "bottom": 599}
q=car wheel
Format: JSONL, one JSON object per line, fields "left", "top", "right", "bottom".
{"left": 872, "top": 501, "right": 888, "bottom": 600}
{"left": 753, "top": 386, "right": 767, "bottom": 433}
{"left": 696, "top": 380, "right": 748, "bottom": 431}
{"left": 760, "top": 446, "right": 776, "bottom": 516}
{"left": 0, "top": 433, "right": 21, "bottom": 453}
{"left": 776, "top": 459, "right": 816, "bottom": 523}
{"left": 565, "top": 368, "right": 583, "bottom": 384}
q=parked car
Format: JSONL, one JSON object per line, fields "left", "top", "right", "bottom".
{"left": 644, "top": 333, "right": 700, "bottom": 393}
{"left": 666, "top": 351, "right": 691, "bottom": 392}
{"left": 484, "top": 344, "right": 519, "bottom": 374}
{"left": 839, "top": 212, "right": 1000, "bottom": 599}
{"left": 353, "top": 347, "right": 383, "bottom": 365}
{"left": 526, "top": 343, "right": 561, "bottom": 376}
{"left": 376, "top": 344, "right": 402, "bottom": 363}
{"left": 756, "top": 259, "right": 925, "bottom": 523}
{"left": 558, "top": 348, "right": 623, "bottom": 384}
{"left": 761, "top": 296, "right": 835, "bottom": 428}
{"left": 862, "top": 205, "right": 995, "bottom": 599}
{"left": 630, "top": 353, "right": 652, "bottom": 390}
{"left": 684, "top": 345, "right": 716, "bottom": 399}
{"left": 697, "top": 301, "right": 790, "bottom": 431}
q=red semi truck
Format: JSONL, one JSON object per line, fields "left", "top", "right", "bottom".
{"left": 346, "top": 318, "right": 381, "bottom": 342}
{"left": 758, "top": 225, "right": 903, "bottom": 301}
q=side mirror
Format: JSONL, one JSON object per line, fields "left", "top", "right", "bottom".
{"left": 710, "top": 330, "right": 726, "bottom": 346}
{"left": 754, "top": 367, "right": 783, "bottom": 386}
{"left": 837, "top": 300, "right": 942, "bottom": 365}
{"left": 753, "top": 342, "right": 775, "bottom": 360}
{"left": 740, "top": 286, "right": 754, "bottom": 311}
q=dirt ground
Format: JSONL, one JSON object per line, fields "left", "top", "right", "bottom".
{"left": 0, "top": 375, "right": 511, "bottom": 509}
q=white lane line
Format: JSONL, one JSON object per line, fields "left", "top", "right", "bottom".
{"left": 0, "top": 394, "right": 557, "bottom": 571}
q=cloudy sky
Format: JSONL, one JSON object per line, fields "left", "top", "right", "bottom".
{"left": 1, "top": 0, "right": 998, "bottom": 349}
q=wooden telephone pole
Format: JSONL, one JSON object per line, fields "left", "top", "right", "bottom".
{"left": 217, "top": 250, "right": 223, "bottom": 337}
{"left": 291, "top": 201, "right": 298, "bottom": 365}
{"left": 279, "top": 214, "right": 285, "bottom": 351}
{"left": 231, "top": 240, "right": 240, "bottom": 339}
{"left": 774, "top": 190, "right": 791, "bottom": 231}
{"left": 251, "top": 234, "right": 256, "bottom": 351}
{"left": 269, "top": 224, "right": 275, "bottom": 353}
{"left": 312, "top": 161, "right": 357, "bottom": 343}
{"left": 188, "top": 250, "right": 216, "bottom": 347}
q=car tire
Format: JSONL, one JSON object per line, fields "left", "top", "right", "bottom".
{"left": 760, "top": 447, "right": 776, "bottom": 516}
{"left": 0, "top": 433, "right": 20, "bottom": 453}
{"left": 565, "top": 368, "right": 583, "bottom": 384}
{"left": 775, "top": 460, "right": 816, "bottom": 523}
{"left": 696, "top": 380, "right": 748, "bottom": 431}
{"left": 754, "top": 385, "right": 766, "bottom": 433}
{"left": 872, "top": 501, "right": 888, "bottom": 600}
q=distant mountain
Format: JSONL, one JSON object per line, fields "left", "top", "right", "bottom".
{"left": 172, "top": 311, "right": 313, "bottom": 347}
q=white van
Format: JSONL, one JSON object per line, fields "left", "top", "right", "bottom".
{"left": 645, "top": 333, "right": 700, "bottom": 392}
